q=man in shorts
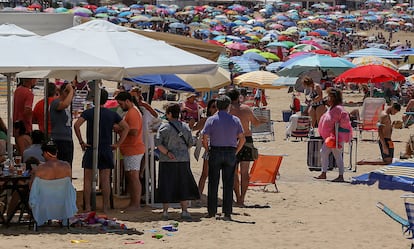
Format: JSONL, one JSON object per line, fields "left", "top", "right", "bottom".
{"left": 74, "top": 89, "right": 129, "bottom": 213}
{"left": 227, "top": 89, "right": 267, "bottom": 206}
{"left": 357, "top": 103, "right": 401, "bottom": 165}
{"left": 115, "top": 92, "right": 145, "bottom": 211}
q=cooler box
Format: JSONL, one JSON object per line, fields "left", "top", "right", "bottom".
{"left": 282, "top": 110, "right": 292, "bottom": 122}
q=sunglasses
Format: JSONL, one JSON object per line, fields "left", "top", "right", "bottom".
{"left": 211, "top": 105, "right": 217, "bottom": 109}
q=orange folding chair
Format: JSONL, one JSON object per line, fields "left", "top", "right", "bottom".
{"left": 249, "top": 154, "right": 283, "bottom": 192}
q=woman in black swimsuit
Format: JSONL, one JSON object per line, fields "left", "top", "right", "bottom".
{"left": 303, "top": 76, "right": 327, "bottom": 128}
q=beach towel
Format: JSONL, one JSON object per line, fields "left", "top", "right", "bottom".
{"left": 318, "top": 105, "right": 353, "bottom": 143}
{"left": 29, "top": 177, "right": 78, "bottom": 226}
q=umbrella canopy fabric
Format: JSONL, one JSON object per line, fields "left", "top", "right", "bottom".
{"left": 234, "top": 70, "right": 280, "bottom": 89}
{"left": 277, "top": 55, "right": 355, "bottom": 77}
{"left": 177, "top": 67, "right": 230, "bottom": 91}
{"left": 123, "top": 74, "right": 195, "bottom": 92}
{"left": 344, "top": 47, "right": 403, "bottom": 59}
{"left": 0, "top": 23, "right": 120, "bottom": 76}
{"left": 335, "top": 65, "right": 405, "bottom": 84}
{"left": 241, "top": 52, "right": 268, "bottom": 63}
{"left": 45, "top": 20, "right": 217, "bottom": 80}
{"left": 352, "top": 56, "right": 398, "bottom": 70}
{"left": 351, "top": 162, "right": 414, "bottom": 192}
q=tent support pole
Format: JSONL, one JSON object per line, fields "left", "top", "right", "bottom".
{"left": 6, "top": 73, "right": 13, "bottom": 159}
{"left": 91, "top": 81, "right": 101, "bottom": 211}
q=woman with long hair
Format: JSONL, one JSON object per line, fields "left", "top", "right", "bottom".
{"left": 314, "top": 88, "right": 353, "bottom": 182}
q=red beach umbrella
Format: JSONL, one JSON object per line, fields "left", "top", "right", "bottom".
{"left": 335, "top": 65, "right": 405, "bottom": 84}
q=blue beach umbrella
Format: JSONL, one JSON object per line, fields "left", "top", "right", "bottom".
{"left": 124, "top": 74, "right": 195, "bottom": 92}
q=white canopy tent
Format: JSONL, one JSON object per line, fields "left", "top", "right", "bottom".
{"left": 0, "top": 23, "right": 120, "bottom": 160}
{"left": 40, "top": 19, "right": 218, "bottom": 209}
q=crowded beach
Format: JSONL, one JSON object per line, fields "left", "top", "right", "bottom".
{"left": 1, "top": 0, "right": 414, "bottom": 248}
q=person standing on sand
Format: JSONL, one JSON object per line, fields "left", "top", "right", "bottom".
{"left": 74, "top": 89, "right": 129, "bottom": 213}
{"left": 50, "top": 82, "right": 74, "bottom": 166}
{"left": 314, "top": 88, "right": 352, "bottom": 182}
{"left": 202, "top": 95, "right": 245, "bottom": 220}
{"left": 357, "top": 102, "right": 401, "bottom": 165}
{"left": 227, "top": 89, "right": 266, "bottom": 207}
{"left": 115, "top": 92, "right": 145, "bottom": 211}
{"left": 13, "top": 78, "right": 37, "bottom": 135}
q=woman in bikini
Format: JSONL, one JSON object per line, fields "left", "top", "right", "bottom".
{"left": 303, "top": 76, "right": 327, "bottom": 129}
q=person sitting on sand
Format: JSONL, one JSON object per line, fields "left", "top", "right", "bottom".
{"left": 357, "top": 103, "right": 401, "bottom": 165}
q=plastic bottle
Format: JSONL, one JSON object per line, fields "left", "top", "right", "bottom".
{"left": 152, "top": 234, "right": 163, "bottom": 239}
{"left": 3, "top": 159, "right": 10, "bottom": 176}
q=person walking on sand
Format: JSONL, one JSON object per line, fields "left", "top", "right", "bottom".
{"left": 227, "top": 89, "right": 266, "bottom": 207}
{"left": 115, "top": 92, "right": 145, "bottom": 211}
{"left": 74, "top": 89, "right": 129, "bottom": 213}
{"left": 302, "top": 76, "right": 327, "bottom": 130}
{"left": 357, "top": 102, "right": 401, "bottom": 165}
{"left": 314, "top": 88, "right": 353, "bottom": 182}
{"left": 202, "top": 95, "right": 245, "bottom": 220}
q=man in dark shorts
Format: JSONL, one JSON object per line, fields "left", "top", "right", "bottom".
{"left": 74, "top": 89, "right": 129, "bottom": 213}
{"left": 227, "top": 89, "right": 267, "bottom": 207}
{"left": 357, "top": 103, "right": 401, "bottom": 165}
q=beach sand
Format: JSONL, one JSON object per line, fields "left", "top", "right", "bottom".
{"left": 1, "top": 30, "right": 414, "bottom": 249}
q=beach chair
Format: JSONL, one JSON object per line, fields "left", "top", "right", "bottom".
{"left": 286, "top": 115, "right": 311, "bottom": 141}
{"left": 249, "top": 154, "right": 283, "bottom": 192}
{"left": 29, "top": 177, "right": 77, "bottom": 231}
{"left": 377, "top": 195, "right": 414, "bottom": 248}
{"left": 358, "top": 97, "right": 385, "bottom": 140}
{"left": 251, "top": 108, "right": 275, "bottom": 142}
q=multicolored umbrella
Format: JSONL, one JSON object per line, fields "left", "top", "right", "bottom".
{"left": 352, "top": 56, "right": 398, "bottom": 70}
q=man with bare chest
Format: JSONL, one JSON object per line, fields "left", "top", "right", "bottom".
{"left": 358, "top": 102, "right": 401, "bottom": 165}
{"left": 227, "top": 89, "right": 267, "bottom": 206}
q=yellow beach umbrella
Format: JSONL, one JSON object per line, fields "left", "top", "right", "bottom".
{"left": 177, "top": 67, "right": 231, "bottom": 91}
{"left": 234, "top": 70, "right": 281, "bottom": 89}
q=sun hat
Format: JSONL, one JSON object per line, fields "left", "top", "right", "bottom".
{"left": 218, "top": 88, "right": 226, "bottom": 95}
{"left": 184, "top": 92, "right": 197, "bottom": 99}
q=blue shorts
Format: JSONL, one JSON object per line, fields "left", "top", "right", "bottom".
{"left": 82, "top": 146, "right": 114, "bottom": 170}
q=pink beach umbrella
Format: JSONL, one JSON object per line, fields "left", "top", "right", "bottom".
{"left": 226, "top": 42, "right": 248, "bottom": 51}
{"left": 300, "top": 40, "right": 324, "bottom": 49}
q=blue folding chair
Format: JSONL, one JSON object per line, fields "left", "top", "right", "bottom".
{"left": 377, "top": 195, "right": 414, "bottom": 249}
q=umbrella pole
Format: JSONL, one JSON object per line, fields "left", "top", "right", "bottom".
{"left": 43, "top": 79, "right": 49, "bottom": 140}
{"left": 6, "top": 73, "right": 14, "bottom": 159}
{"left": 91, "top": 81, "right": 101, "bottom": 211}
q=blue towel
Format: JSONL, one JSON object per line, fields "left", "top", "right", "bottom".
{"left": 29, "top": 177, "right": 78, "bottom": 226}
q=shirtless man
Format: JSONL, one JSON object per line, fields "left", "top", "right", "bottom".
{"left": 32, "top": 141, "right": 71, "bottom": 182}
{"left": 227, "top": 89, "right": 267, "bottom": 206}
{"left": 357, "top": 103, "right": 401, "bottom": 165}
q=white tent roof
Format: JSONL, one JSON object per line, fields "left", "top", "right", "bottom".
{"left": 45, "top": 20, "right": 217, "bottom": 81}
{"left": 0, "top": 23, "right": 120, "bottom": 76}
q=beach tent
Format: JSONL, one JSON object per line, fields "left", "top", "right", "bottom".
{"left": 0, "top": 23, "right": 120, "bottom": 159}
{"left": 45, "top": 20, "right": 217, "bottom": 80}
{"left": 44, "top": 19, "right": 218, "bottom": 209}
